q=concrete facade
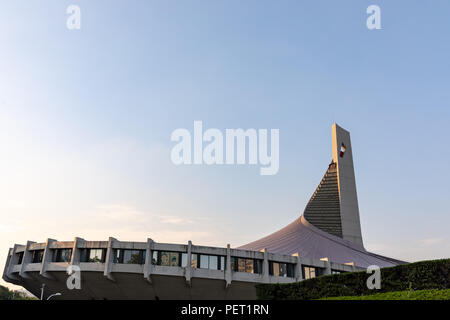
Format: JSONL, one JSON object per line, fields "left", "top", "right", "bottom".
{"left": 3, "top": 239, "right": 361, "bottom": 300}
{"left": 331, "top": 123, "right": 364, "bottom": 246}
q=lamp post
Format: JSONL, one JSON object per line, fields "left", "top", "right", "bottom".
{"left": 40, "top": 283, "right": 62, "bottom": 300}
{"left": 47, "top": 293, "right": 62, "bottom": 300}
{"left": 40, "top": 283, "right": 45, "bottom": 300}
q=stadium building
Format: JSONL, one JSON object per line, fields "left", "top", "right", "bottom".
{"left": 2, "top": 123, "right": 405, "bottom": 299}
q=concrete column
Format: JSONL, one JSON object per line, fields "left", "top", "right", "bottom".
{"left": 185, "top": 240, "right": 192, "bottom": 286}
{"left": 40, "top": 238, "right": 56, "bottom": 278}
{"left": 70, "top": 237, "right": 85, "bottom": 265}
{"left": 262, "top": 248, "right": 269, "bottom": 283}
{"left": 144, "top": 238, "right": 154, "bottom": 283}
{"left": 19, "top": 241, "right": 35, "bottom": 279}
{"left": 293, "top": 252, "right": 303, "bottom": 282}
{"left": 2, "top": 248, "right": 13, "bottom": 282}
{"left": 6, "top": 244, "right": 21, "bottom": 280}
{"left": 345, "top": 261, "right": 356, "bottom": 272}
{"left": 320, "top": 257, "right": 331, "bottom": 275}
{"left": 104, "top": 237, "right": 117, "bottom": 281}
{"left": 225, "top": 244, "right": 232, "bottom": 288}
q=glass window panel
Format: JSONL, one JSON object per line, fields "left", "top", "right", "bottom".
{"left": 273, "top": 262, "right": 280, "bottom": 276}
{"left": 220, "top": 256, "right": 225, "bottom": 271}
{"left": 287, "top": 264, "right": 295, "bottom": 277}
{"left": 181, "top": 253, "right": 187, "bottom": 267}
{"left": 238, "top": 258, "right": 246, "bottom": 272}
{"left": 160, "top": 252, "right": 170, "bottom": 266}
{"left": 122, "top": 250, "right": 143, "bottom": 264}
{"left": 245, "top": 259, "right": 254, "bottom": 273}
{"left": 55, "top": 249, "right": 72, "bottom": 262}
{"left": 254, "top": 260, "right": 263, "bottom": 274}
{"left": 169, "top": 252, "right": 179, "bottom": 267}
{"left": 123, "top": 250, "right": 132, "bottom": 264}
{"left": 141, "top": 250, "right": 146, "bottom": 264}
{"left": 304, "top": 266, "right": 316, "bottom": 279}
{"left": 209, "top": 256, "right": 218, "bottom": 270}
{"left": 200, "top": 255, "right": 209, "bottom": 269}
{"left": 32, "top": 250, "right": 44, "bottom": 263}
{"left": 152, "top": 251, "right": 158, "bottom": 265}
{"left": 230, "top": 257, "right": 236, "bottom": 271}
{"left": 191, "top": 254, "right": 198, "bottom": 268}
{"left": 88, "top": 249, "right": 103, "bottom": 262}
{"left": 279, "top": 263, "right": 287, "bottom": 277}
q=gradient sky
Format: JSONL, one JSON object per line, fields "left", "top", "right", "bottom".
{"left": 1, "top": 1, "right": 449, "bottom": 290}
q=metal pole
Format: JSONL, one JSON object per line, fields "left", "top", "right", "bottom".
{"left": 40, "top": 283, "right": 45, "bottom": 300}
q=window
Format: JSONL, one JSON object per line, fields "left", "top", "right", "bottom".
{"left": 269, "top": 262, "right": 295, "bottom": 277}
{"left": 80, "top": 249, "right": 106, "bottom": 263}
{"left": 191, "top": 253, "right": 198, "bottom": 268}
{"left": 151, "top": 251, "right": 184, "bottom": 267}
{"left": 16, "top": 252, "right": 24, "bottom": 265}
{"left": 254, "top": 259, "right": 263, "bottom": 274}
{"left": 331, "top": 270, "right": 341, "bottom": 275}
{"left": 54, "top": 249, "right": 72, "bottom": 262}
{"left": 162, "top": 251, "right": 180, "bottom": 266}
{"left": 114, "top": 249, "right": 146, "bottom": 264}
{"left": 32, "top": 250, "right": 44, "bottom": 263}
{"left": 181, "top": 253, "right": 187, "bottom": 267}
{"left": 199, "top": 254, "right": 209, "bottom": 269}
{"left": 231, "top": 257, "right": 262, "bottom": 274}
{"left": 303, "top": 266, "right": 316, "bottom": 279}
{"left": 209, "top": 255, "right": 218, "bottom": 270}
{"left": 151, "top": 252, "right": 224, "bottom": 270}
{"left": 220, "top": 256, "right": 225, "bottom": 271}
{"left": 196, "top": 254, "right": 225, "bottom": 270}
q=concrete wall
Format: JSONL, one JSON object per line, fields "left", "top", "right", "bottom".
{"left": 3, "top": 238, "right": 363, "bottom": 300}
{"left": 332, "top": 123, "right": 364, "bottom": 247}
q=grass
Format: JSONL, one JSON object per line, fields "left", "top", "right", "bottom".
{"left": 320, "top": 288, "right": 450, "bottom": 300}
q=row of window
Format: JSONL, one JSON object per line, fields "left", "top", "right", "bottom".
{"left": 114, "top": 249, "right": 146, "bottom": 264}
{"left": 270, "top": 262, "right": 295, "bottom": 278}
{"left": 14, "top": 249, "right": 322, "bottom": 279}
{"left": 230, "top": 257, "right": 263, "bottom": 274}
{"left": 17, "top": 248, "right": 100, "bottom": 264}
{"left": 151, "top": 251, "right": 227, "bottom": 271}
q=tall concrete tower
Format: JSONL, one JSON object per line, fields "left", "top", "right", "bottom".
{"left": 239, "top": 123, "right": 404, "bottom": 265}
{"left": 302, "top": 123, "right": 364, "bottom": 247}
{"left": 331, "top": 123, "right": 363, "bottom": 246}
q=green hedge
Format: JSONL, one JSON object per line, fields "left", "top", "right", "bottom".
{"left": 0, "top": 285, "right": 35, "bottom": 300}
{"left": 320, "top": 289, "right": 450, "bottom": 300}
{"left": 256, "top": 258, "right": 450, "bottom": 300}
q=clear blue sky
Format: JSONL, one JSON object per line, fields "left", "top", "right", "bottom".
{"left": 1, "top": 1, "right": 449, "bottom": 289}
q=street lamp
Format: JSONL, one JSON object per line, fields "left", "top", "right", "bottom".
{"left": 47, "top": 293, "right": 62, "bottom": 300}
{"left": 40, "top": 283, "right": 45, "bottom": 300}
{"left": 40, "top": 283, "right": 62, "bottom": 300}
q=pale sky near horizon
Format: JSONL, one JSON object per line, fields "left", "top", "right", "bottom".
{"left": 1, "top": 1, "right": 450, "bottom": 290}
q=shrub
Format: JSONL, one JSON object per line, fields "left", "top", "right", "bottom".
{"left": 256, "top": 258, "right": 450, "bottom": 300}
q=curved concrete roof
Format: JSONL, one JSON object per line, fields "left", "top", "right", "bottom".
{"left": 238, "top": 215, "right": 405, "bottom": 268}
